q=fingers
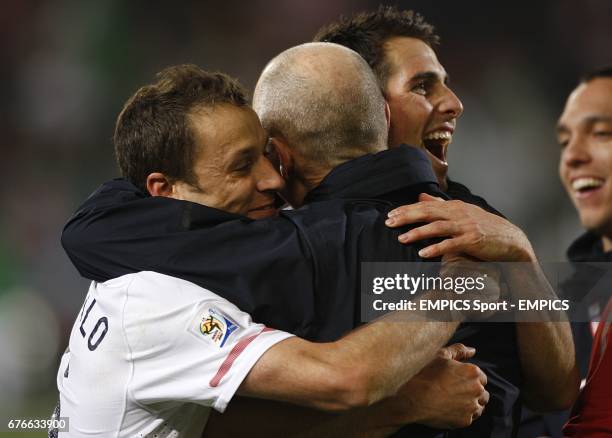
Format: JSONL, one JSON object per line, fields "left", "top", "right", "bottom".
{"left": 418, "top": 193, "right": 445, "bottom": 202}
{"left": 443, "top": 343, "right": 476, "bottom": 361}
{"left": 476, "top": 366, "right": 488, "bottom": 387}
{"left": 386, "top": 202, "right": 453, "bottom": 226}
{"left": 398, "top": 220, "right": 458, "bottom": 243}
{"left": 478, "top": 389, "right": 490, "bottom": 407}
{"left": 418, "top": 236, "right": 469, "bottom": 258}
{"left": 461, "top": 362, "right": 488, "bottom": 387}
{"left": 472, "top": 402, "right": 485, "bottom": 422}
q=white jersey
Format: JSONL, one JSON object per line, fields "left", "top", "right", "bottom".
{"left": 56, "top": 271, "right": 293, "bottom": 437}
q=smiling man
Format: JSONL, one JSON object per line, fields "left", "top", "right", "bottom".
{"left": 115, "top": 70, "right": 282, "bottom": 219}
{"left": 558, "top": 70, "right": 612, "bottom": 242}
{"left": 314, "top": 6, "right": 496, "bottom": 206}
{"left": 557, "top": 68, "right": 612, "bottom": 437}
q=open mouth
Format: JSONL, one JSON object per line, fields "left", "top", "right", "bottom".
{"left": 572, "top": 177, "right": 605, "bottom": 198}
{"left": 423, "top": 131, "right": 451, "bottom": 163}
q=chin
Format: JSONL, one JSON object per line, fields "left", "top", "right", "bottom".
{"left": 580, "top": 212, "right": 612, "bottom": 235}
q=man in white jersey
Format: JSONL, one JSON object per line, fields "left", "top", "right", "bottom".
{"left": 57, "top": 272, "right": 293, "bottom": 436}
{"left": 55, "top": 65, "right": 490, "bottom": 437}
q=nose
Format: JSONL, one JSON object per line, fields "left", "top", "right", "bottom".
{"left": 562, "top": 134, "right": 591, "bottom": 168}
{"left": 255, "top": 155, "right": 285, "bottom": 193}
{"left": 438, "top": 86, "right": 464, "bottom": 119}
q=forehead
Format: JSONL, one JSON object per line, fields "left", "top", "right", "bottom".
{"left": 189, "top": 104, "right": 265, "bottom": 156}
{"left": 383, "top": 36, "right": 446, "bottom": 80}
{"left": 559, "top": 78, "right": 612, "bottom": 127}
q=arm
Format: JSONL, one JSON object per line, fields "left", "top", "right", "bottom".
{"left": 204, "top": 344, "right": 488, "bottom": 437}
{"left": 505, "top": 262, "right": 580, "bottom": 410}
{"left": 385, "top": 193, "right": 579, "bottom": 410}
{"left": 239, "top": 317, "right": 460, "bottom": 411}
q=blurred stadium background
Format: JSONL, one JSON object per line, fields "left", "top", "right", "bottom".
{"left": 0, "top": 0, "right": 611, "bottom": 434}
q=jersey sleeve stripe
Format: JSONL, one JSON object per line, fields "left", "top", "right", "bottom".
{"left": 209, "top": 327, "right": 274, "bottom": 388}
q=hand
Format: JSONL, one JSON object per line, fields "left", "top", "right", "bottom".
{"left": 383, "top": 343, "right": 489, "bottom": 429}
{"left": 385, "top": 193, "right": 536, "bottom": 262}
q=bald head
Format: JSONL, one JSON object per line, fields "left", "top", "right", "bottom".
{"left": 253, "top": 42, "right": 388, "bottom": 168}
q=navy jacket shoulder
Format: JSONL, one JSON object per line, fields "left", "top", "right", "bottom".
{"left": 62, "top": 147, "right": 436, "bottom": 339}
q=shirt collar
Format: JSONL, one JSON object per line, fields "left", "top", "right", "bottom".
{"left": 304, "top": 145, "right": 440, "bottom": 203}
{"left": 567, "top": 231, "right": 612, "bottom": 262}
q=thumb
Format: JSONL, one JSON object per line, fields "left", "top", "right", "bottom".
{"left": 419, "top": 192, "right": 445, "bottom": 202}
{"left": 444, "top": 343, "right": 476, "bottom": 361}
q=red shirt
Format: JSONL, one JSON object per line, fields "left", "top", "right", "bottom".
{"left": 564, "top": 299, "right": 612, "bottom": 437}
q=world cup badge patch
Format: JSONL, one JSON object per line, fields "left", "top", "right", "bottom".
{"left": 193, "top": 307, "right": 239, "bottom": 348}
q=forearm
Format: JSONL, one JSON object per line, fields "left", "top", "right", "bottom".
{"left": 505, "top": 262, "right": 579, "bottom": 410}
{"left": 332, "top": 317, "right": 458, "bottom": 405}
{"left": 240, "top": 314, "right": 458, "bottom": 411}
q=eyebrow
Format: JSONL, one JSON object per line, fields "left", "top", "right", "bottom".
{"left": 557, "top": 115, "right": 612, "bottom": 133}
{"left": 410, "top": 71, "right": 450, "bottom": 85}
{"left": 585, "top": 115, "right": 612, "bottom": 124}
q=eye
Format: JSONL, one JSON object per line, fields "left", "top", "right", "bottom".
{"left": 558, "top": 137, "right": 569, "bottom": 149}
{"left": 234, "top": 157, "right": 255, "bottom": 173}
{"left": 411, "top": 81, "right": 428, "bottom": 96}
{"left": 594, "top": 130, "right": 612, "bottom": 138}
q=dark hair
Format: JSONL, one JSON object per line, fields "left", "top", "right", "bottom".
{"left": 313, "top": 5, "right": 439, "bottom": 89}
{"left": 581, "top": 66, "right": 612, "bottom": 83}
{"left": 114, "top": 64, "right": 248, "bottom": 193}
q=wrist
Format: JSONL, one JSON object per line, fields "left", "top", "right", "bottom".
{"left": 375, "top": 391, "right": 422, "bottom": 427}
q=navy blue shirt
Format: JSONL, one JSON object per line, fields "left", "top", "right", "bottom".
{"left": 62, "top": 145, "right": 521, "bottom": 437}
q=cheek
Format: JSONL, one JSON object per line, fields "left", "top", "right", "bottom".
{"left": 389, "top": 98, "right": 431, "bottom": 131}
{"left": 604, "top": 148, "right": 612, "bottom": 176}
{"left": 225, "top": 177, "right": 258, "bottom": 212}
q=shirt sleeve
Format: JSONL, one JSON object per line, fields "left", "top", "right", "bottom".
{"left": 124, "top": 272, "right": 295, "bottom": 412}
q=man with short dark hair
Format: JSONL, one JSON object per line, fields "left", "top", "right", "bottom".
{"left": 115, "top": 66, "right": 249, "bottom": 195}
{"left": 114, "top": 65, "right": 281, "bottom": 219}
{"left": 556, "top": 67, "right": 612, "bottom": 437}
{"left": 315, "top": 7, "right": 459, "bottom": 192}
{"left": 314, "top": 6, "right": 493, "bottom": 207}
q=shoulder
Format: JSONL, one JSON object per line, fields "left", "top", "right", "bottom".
{"left": 446, "top": 178, "right": 505, "bottom": 218}
{"left": 120, "top": 271, "right": 243, "bottom": 309}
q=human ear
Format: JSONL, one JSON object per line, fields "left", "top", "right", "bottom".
{"left": 146, "top": 173, "right": 174, "bottom": 197}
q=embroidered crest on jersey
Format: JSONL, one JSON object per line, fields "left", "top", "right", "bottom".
{"left": 194, "top": 308, "right": 238, "bottom": 348}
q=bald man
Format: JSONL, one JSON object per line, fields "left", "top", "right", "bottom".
{"left": 61, "top": 48, "right": 489, "bottom": 436}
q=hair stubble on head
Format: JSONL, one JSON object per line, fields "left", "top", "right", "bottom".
{"left": 253, "top": 42, "right": 388, "bottom": 169}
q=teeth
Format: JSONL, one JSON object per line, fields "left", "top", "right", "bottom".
{"left": 424, "top": 131, "right": 452, "bottom": 141}
{"left": 572, "top": 177, "right": 604, "bottom": 191}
